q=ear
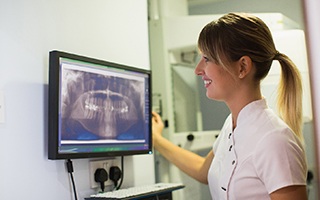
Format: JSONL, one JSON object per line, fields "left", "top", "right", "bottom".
{"left": 237, "top": 56, "right": 253, "bottom": 79}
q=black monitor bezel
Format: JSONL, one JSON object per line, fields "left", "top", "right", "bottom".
{"left": 48, "top": 50, "right": 152, "bottom": 160}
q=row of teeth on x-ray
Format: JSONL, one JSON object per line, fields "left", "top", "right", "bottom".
{"left": 83, "top": 90, "right": 130, "bottom": 120}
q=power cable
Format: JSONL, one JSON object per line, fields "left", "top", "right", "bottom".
{"left": 66, "top": 159, "right": 78, "bottom": 200}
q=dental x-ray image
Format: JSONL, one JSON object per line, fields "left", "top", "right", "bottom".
{"left": 60, "top": 68, "right": 146, "bottom": 141}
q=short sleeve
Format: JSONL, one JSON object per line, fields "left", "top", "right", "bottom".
{"left": 253, "top": 129, "right": 307, "bottom": 194}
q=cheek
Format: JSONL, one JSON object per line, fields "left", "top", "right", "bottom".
{"left": 206, "top": 73, "right": 237, "bottom": 99}
{"left": 209, "top": 69, "right": 230, "bottom": 86}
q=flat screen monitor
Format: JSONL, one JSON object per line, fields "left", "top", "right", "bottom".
{"left": 48, "top": 50, "right": 152, "bottom": 159}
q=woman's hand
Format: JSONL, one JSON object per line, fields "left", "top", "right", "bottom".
{"left": 152, "top": 111, "right": 164, "bottom": 147}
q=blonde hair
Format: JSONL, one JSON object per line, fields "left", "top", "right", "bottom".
{"left": 197, "top": 12, "right": 303, "bottom": 141}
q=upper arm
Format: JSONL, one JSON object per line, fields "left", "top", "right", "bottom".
{"left": 198, "top": 150, "right": 214, "bottom": 184}
{"left": 270, "top": 185, "right": 307, "bottom": 200}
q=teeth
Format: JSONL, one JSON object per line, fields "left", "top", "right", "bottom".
{"left": 204, "top": 80, "right": 212, "bottom": 85}
{"left": 70, "top": 90, "right": 139, "bottom": 139}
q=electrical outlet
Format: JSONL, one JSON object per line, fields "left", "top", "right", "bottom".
{"left": 89, "top": 158, "right": 121, "bottom": 189}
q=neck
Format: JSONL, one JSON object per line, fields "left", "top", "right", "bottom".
{"left": 227, "top": 89, "right": 262, "bottom": 130}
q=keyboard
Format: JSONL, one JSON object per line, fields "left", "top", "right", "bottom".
{"left": 85, "top": 182, "right": 185, "bottom": 200}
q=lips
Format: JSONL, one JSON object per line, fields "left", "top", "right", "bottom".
{"left": 204, "top": 79, "right": 212, "bottom": 88}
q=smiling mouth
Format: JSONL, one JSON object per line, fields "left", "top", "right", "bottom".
{"left": 204, "top": 80, "right": 212, "bottom": 87}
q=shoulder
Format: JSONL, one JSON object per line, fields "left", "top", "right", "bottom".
{"left": 253, "top": 128, "right": 307, "bottom": 193}
{"left": 255, "top": 127, "right": 304, "bottom": 156}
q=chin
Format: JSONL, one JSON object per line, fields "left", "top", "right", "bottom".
{"left": 206, "top": 92, "right": 223, "bottom": 102}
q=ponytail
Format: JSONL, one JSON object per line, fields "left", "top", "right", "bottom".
{"left": 275, "top": 53, "right": 303, "bottom": 142}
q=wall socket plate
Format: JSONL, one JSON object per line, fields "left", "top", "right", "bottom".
{"left": 89, "top": 158, "right": 121, "bottom": 189}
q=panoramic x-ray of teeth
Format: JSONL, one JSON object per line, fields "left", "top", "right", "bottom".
{"left": 60, "top": 69, "right": 145, "bottom": 140}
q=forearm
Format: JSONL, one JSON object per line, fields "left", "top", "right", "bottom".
{"left": 154, "top": 136, "right": 212, "bottom": 184}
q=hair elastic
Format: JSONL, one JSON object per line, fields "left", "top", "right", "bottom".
{"left": 274, "top": 51, "right": 281, "bottom": 60}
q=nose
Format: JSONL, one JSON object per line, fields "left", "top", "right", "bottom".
{"left": 194, "top": 59, "right": 204, "bottom": 76}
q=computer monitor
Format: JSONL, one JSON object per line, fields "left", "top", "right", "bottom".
{"left": 48, "top": 50, "right": 152, "bottom": 159}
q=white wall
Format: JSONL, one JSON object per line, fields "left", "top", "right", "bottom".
{"left": 0, "top": 0, "right": 154, "bottom": 200}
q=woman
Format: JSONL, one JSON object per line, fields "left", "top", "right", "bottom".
{"left": 152, "top": 12, "right": 307, "bottom": 200}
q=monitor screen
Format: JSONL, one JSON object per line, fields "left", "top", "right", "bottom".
{"left": 48, "top": 50, "right": 152, "bottom": 159}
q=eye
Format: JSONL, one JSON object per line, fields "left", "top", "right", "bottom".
{"left": 203, "top": 56, "right": 209, "bottom": 62}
